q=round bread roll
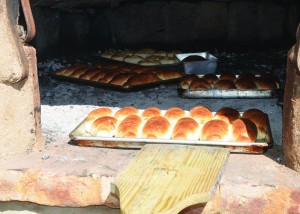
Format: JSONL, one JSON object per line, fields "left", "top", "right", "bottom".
{"left": 120, "top": 49, "right": 134, "bottom": 56}
{"left": 90, "top": 116, "right": 118, "bottom": 137}
{"left": 189, "top": 106, "right": 213, "bottom": 124}
{"left": 214, "top": 80, "right": 236, "bottom": 89}
{"left": 242, "top": 109, "right": 268, "bottom": 140}
{"left": 138, "top": 59, "right": 161, "bottom": 66}
{"left": 164, "top": 107, "right": 186, "bottom": 123}
{"left": 235, "top": 78, "right": 256, "bottom": 89}
{"left": 236, "top": 73, "right": 256, "bottom": 81}
{"left": 260, "top": 73, "right": 280, "bottom": 87}
{"left": 111, "top": 53, "right": 126, "bottom": 61}
{"left": 153, "top": 51, "right": 167, "bottom": 57}
{"left": 172, "top": 117, "right": 199, "bottom": 140}
{"left": 79, "top": 68, "right": 101, "bottom": 80}
{"left": 85, "top": 107, "right": 114, "bottom": 133}
{"left": 201, "top": 119, "right": 229, "bottom": 141}
{"left": 214, "top": 107, "right": 240, "bottom": 124}
{"left": 189, "top": 78, "right": 211, "bottom": 90}
{"left": 141, "top": 107, "right": 161, "bottom": 120}
{"left": 178, "top": 74, "right": 199, "bottom": 89}
{"left": 219, "top": 72, "right": 236, "bottom": 81}
{"left": 231, "top": 118, "right": 258, "bottom": 142}
{"left": 56, "top": 64, "right": 86, "bottom": 76}
{"left": 144, "top": 55, "right": 164, "bottom": 61}
{"left": 114, "top": 106, "right": 139, "bottom": 121}
{"left": 134, "top": 48, "right": 155, "bottom": 58}
{"left": 142, "top": 116, "right": 171, "bottom": 139}
{"left": 123, "top": 73, "right": 160, "bottom": 87}
{"left": 154, "top": 70, "right": 184, "bottom": 80}
{"left": 115, "top": 115, "right": 142, "bottom": 138}
{"left": 109, "top": 73, "right": 135, "bottom": 86}
{"left": 124, "top": 55, "right": 144, "bottom": 64}
{"left": 254, "top": 77, "right": 278, "bottom": 89}
{"left": 90, "top": 69, "right": 111, "bottom": 81}
{"left": 159, "top": 57, "right": 177, "bottom": 65}
{"left": 202, "top": 74, "right": 219, "bottom": 86}
{"left": 98, "top": 70, "right": 121, "bottom": 83}
{"left": 101, "top": 50, "right": 118, "bottom": 59}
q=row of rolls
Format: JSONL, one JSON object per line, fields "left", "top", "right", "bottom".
{"left": 179, "top": 72, "right": 280, "bottom": 90}
{"left": 101, "top": 48, "right": 181, "bottom": 66}
{"left": 84, "top": 106, "right": 269, "bottom": 142}
{"left": 55, "top": 63, "right": 184, "bottom": 87}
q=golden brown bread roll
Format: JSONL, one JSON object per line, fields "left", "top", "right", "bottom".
{"left": 219, "top": 72, "right": 236, "bottom": 81}
{"left": 159, "top": 57, "right": 178, "bottom": 65}
{"left": 114, "top": 106, "right": 139, "bottom": 121}
{"left": 231, "top": 118, "right": 258, "bottom": 142}
{"left": 235, "top": 78, "right": 257, "bottom": 89}
{"left": 214, "top": 80, "right": 236, "bottom": 89}
{"left": 79, "top": 68, "right": 101, "bottom": 80}
{"left": 202, "top": 74, "right": 219, "bottom": 86}
{"left": 90, "top": 116, "right": 118, "bottom": 137}
{"left": 138, "top": 59, "right": 161, "bottom": 66}
{"left": 154, "top": 70, "right": 184, "bottom": 80}
{"left": 124, "top": 55, "right": 143, "bottom": 64}
{"left": 189, "top": 78, "right": 211, "bottom": 90}
{"left": 123, "top": 73, "right": 160, "bottom": 87}
{"left": 141, "top": 107, "right": 161, "bottom": 120}
{"left": 98, "top": 70, "right": 121, "bottom": 83}
{"left": 85, "top": 107, "right": 114, "bottom": 133}
{"left": 55, "top": 64, "right": 86, "bottom": 76}
{"left": 134, "top": 48, "right": 155, "bottom": 58}
{"left": 260, "top": 73, "right": 280, "bottom": 88}
{"left": 242, "top": 109, "right": 268, "bottom": 140}
{"left": 236, "top": 73, "right": 256, "bottom": 81}
{"left": 201, "top": 119, "right": 229, "bottom": 141}
{"left": 214, "top": 107, "right": 241, "bottom": 124}
{"left": 189, "top": 106, "right": 213, "bottom": 124}
{"left": 111, "top": 53, "right": 126, "bottom": 61}
{"left": 142, "top": 116, "right": 171, "bottom": 139}
{"left": 109, "top": 73, "right": 135, "bottom": 86}
{"left": 102, "top": 64, "right": 122, "bottom": 70}
{"left": 101, "top": 50, "right": 118, "bottom": 58}
{"left": 70, "top": 67, "right": 91, "bottom": 78}
{"left": 153, "top": 51, "right": 167, "bottom": 57}
{"left": 164, "top": 107, "right": 186, "bottom": 123}
{"left": 120, "top": 49, "right": 134, "bottom": 56}
{"left": 178, "top": 74, "right": 199, "bottom": 89}
{"left": 90, "top": 69, "right": 111, "bottom": 81}
{"left": 172, "top": 117, "right": 199, "bottom": 140}
{"left": 131, "top": 67, "right": 154, "bottom": 73}
{"left": 254, "top": 77, "right": 278, "bottom": 89}
{"left": 115, "top": 115, "right": 142, "bottom": 138}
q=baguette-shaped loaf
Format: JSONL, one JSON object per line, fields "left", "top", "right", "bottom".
{"left": 85, "top": 107, "right": 114, "bottom": 133}
{"left": 90, "top": 116, "right": 118, "bottom": 137}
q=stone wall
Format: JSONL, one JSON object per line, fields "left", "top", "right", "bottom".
{"left": 30, "top": 0, "right": 300, "bottom": 55}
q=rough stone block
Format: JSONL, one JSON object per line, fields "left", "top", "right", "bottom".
{"left": 257, "top": 2, "right": 285, "bottom": 42}
{"left": 227, "top": 1, "right": 257, "bottom": 42}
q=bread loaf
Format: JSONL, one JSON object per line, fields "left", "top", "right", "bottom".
{"left": 201, "top": 119, "right": 229, "bottom": 141}
{"left": 85, "top": 107, "right": 114, "bottom": 133}
{"left": 219, "top": 72, "right": 236, "bottom": 81}
{"left": 70, "top": 67, "right": 91, "bottom": 78}
{"left": 235, "top": 78, "right": 256, "bottom": 89}
{"left": 142, "top": 116, "right": 171, "bottom": 139}
{"left": 138, "top": 59, "right": 161, "bottom": 66}
{"left": 214, "top": 80, "right": 236, "bottom": 89}
{"left": 98, "top": 70, "right": 121, "bottom": 83}
{"left": 159, "top": 57, "right": 178, "bottom": 65}
{"left": 154, "top": 70, "right": 184, "bottom": 80}
{"left": 164, "top": 107, "right": 186, "bottom": 123}
{"left": 109, "top": 73, "right": 135, "bottom": 86}
{"left": 236, "top": 73, "right": 255, "bottom": 81}
{"left": 242, "top": 109, "right": 268, "bottom": 140}
{"left": 189, "top": 78, "right": 211, "bottom": 90}
{"left": 172, "top": 117, "right": 199, "bottom": 140}
{"left": 90, "top": 70, "right": 111, "bottom": 81}
{"left": 79, "top": 68, "right": 101, "bottom": 80}
{"left": 55, "top": 64, "right": 85, "bottom": 76}
{"left": 202, "top": 74, "right": 219, "bottom": 86}
{"left": 123, "top": 73, "right": 160, "bottom": 87}
{"left": 124, "top": 55, "right": 143, "bottom": 64}
{"left": 115, "top": 115, "right": 142, "bottom": 138}
{"left": 141, "top": 107, "right": 161, "bottom": 120}
{"left": 114, "top": 106, "right": 139, "bottom": 121}
{"left": 254, "top": 77, "right": 278, "bottom": 89}
{"left": 90, "top": 116, "right": 118, "bottom": 137}
{"left": 134, "top": 48, "right": 155, "bottom": 58}
{"left": 189, "top": 106, "right": 213, "bottom": 124}
{"left": 231, "top": 118, "right": 257, "bottom": 142}
{"left": 101, "top": 50, "right": 117, "bottom": 58}
{"left": 178, "top": 74, "right": 198, "bottom": 89}
{"left": 153, "top": 51, "right": 167, "bottom": 57}
{"left": 214, "top": 107, "right": 240, "bottom": 124}
{"left": 111, "top": 53, "right": 127, "bottom": 61}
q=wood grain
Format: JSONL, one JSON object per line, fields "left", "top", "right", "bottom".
{"left": 111, "top": 144, "right": 230, "bottom": 214}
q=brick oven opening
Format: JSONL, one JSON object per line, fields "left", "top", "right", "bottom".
{"left": 1, "top": 0, "right": 300, "bottom": 213}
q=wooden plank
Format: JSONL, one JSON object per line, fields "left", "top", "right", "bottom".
{"left": 111, "top": 144, "right": 230, "bottom": 214}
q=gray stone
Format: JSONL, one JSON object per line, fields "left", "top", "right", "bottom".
{"left": 257, "top": 2, "right": 285, "bottom": 42}
{"left": 227, "top": 1, "right": 258, "bottom": 42}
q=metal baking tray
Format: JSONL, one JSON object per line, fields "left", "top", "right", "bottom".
{"left": 52, "top": 73, "right": 181, "bottom": 92}
{"left": 178, "top": 75, "right": 281, "bottom": 98}
{"left": 69, "top": 111, "right": 273, "bottom": 154}
{"left": 176, "top": 52, "right": 218, "bottom": 75}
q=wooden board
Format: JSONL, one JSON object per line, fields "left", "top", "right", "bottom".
{"left": 111, "top": 144, "right": 230, "bottom": 214}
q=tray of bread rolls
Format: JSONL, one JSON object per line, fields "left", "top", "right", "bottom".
{"left": 99, "top": 48, "right": 181, "bottom": 67}
{"left": 53, "top": 63, "right": 184, "bottom": 91}
{"left": 69, "top": 106, "right": 273, "bottom": 154}
{"left": 178, "top": 72, "right": 281, "bottom": 98}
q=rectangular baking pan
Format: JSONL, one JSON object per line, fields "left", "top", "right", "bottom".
{"left": 175, "top": 52, "right": 218, "bottom": 75}
{"left": 52, "top": 73, "right": 181, "bottom": 92}
{"left": 69, "top": 113, "right": 273, "bottom": 154}
{"left": 178, "top": 75, "right": 281, "bottom": 98}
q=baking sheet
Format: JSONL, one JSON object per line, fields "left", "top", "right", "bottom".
{"left": 69, "top": 111, "right": 273, "bottom": 154}
{"left": 52, "top": 73, "right": 181, "bottom": 92}
{"left": 178, "top": 75, "right": 281, "bottom": 98}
